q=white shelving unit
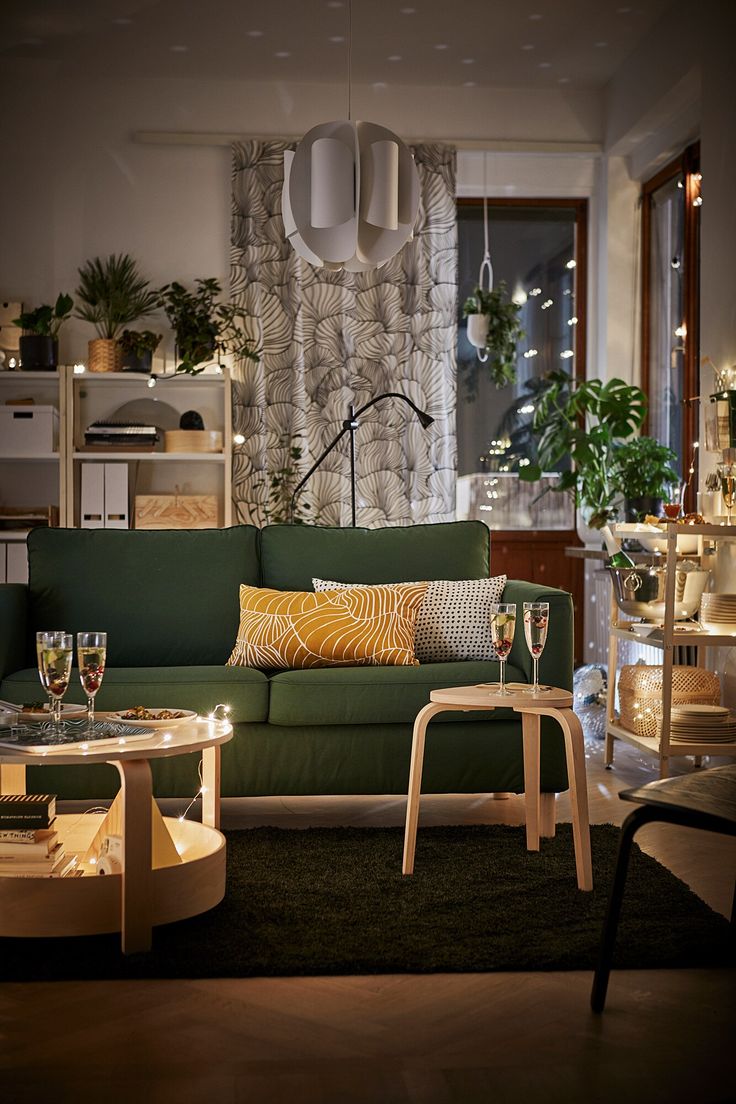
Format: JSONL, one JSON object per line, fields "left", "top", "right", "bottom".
{"left": 0, "top": 369, "right": 67, "bottom": 582}
{"left": 66, "top": 368, "right": 232, "bottom": 529}
{"left": 605, "top": 522, "right": 736, "bottom": 777}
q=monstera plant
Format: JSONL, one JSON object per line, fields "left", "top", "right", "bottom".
{"left": 519, "top": 370, "right": 647, "bottom": 529}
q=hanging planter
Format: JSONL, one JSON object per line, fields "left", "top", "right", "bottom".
{"left": 462, "top": 283, "right": 524, "bottom": 391}
{"left": 461, "top": 168, "right": 523, "bottom": 394}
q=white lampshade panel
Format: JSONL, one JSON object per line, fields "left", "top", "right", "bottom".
{"left": 283, "top": 119, "right": 419, "bottom": 271}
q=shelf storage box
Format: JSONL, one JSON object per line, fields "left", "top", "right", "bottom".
{"left": 619, "top": 664, "right": 721, "bottom": 739}
{"left": 0, "top": 405, "right": 59, "bottom": 455}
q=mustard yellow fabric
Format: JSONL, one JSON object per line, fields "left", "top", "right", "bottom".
{"left": 228, "top": 584, "right": 428, "bottom": 669}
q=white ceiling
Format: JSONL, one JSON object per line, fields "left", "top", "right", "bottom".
{"left": 0, "top": 0, "right": 673, "bottom": 89}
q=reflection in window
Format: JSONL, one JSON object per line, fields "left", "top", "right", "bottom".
{"left": 456, "top": 202, "right": 584, "bottom": 481}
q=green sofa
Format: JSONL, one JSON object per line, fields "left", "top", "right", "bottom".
{"left": 0, "top": 521, "right": 573, "bottom": 800}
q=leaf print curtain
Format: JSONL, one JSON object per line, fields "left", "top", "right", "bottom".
{"left": 230, "top": 139, "right": 457, "bottom": 527}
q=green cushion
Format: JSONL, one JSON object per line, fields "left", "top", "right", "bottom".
{"left": 267, "top": 661, "right": 524, "bottom": 726}
{"left": 27, "top": 526, "right": 260, "bottom": 667}
{"left": 26, "top": 717, "right": 568, "bottom": 800}
{"left": 1, "top": 664, "right": 269, "bottom": 723}
{"left": 260, "top": 521, "right": 490, "bottom": 591}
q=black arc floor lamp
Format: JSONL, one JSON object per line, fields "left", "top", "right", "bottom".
{"left": 290, "top": 392, "right": 434, "bottom": 526}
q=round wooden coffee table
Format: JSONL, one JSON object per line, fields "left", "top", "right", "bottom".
{"left": 403, "top": 685, "right": 593, "bottom": 891}
{"left": 0, "top": 717, "right": 232, "bottom": 953}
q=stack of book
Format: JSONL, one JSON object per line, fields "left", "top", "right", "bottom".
{"left": 0, "top": 794, "right": 77, "bottom": 878}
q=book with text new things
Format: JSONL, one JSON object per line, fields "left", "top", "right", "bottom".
{"left": 0, "top": 828, "right": 58, "bottom": 859}
{"left": 0, "top": 794, "right": 56, "bottom": 830}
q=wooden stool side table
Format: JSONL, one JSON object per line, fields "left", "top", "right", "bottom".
{"left": 402, "top": 685, "right": 593, "bottom": 891}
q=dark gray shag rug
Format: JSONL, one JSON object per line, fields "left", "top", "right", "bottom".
{"left": 0, "top": 823, "right": 732, "bottom": 981}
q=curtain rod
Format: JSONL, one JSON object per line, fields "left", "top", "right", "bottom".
{"left": 132, "top": 131, "right": 601, "bottom": 155}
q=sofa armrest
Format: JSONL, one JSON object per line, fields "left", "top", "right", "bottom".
{"left": 0, "top": 584, "right": 29, "bottom": 680}
{"left": 501, "top": 579, "right": 574, "bottom": 692}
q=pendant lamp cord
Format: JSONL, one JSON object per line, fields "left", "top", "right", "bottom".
{"left": 347, "top": 0, "right": 352, "bottom": 121}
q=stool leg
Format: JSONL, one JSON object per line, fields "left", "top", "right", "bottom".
{"left": 522, "top": 712, "right": 540, "bottom": 852}
{"left": 557, "top": 708, "right": 593, "bottom": 892}
{"left": 403, "top": 703, "right": 443, "bottom": 875}
{"left": 591, "top": 806, "right": 654, "bottom": 1013}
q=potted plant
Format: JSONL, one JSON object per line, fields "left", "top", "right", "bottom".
{"left": 461, "top": 282, "right": 524, "bottom": 393}
{"left": 611, "top": 436, "right": 678, "bottom": 521}
{"left": 119, "top": 329, "right": 162, "bottom": 374}
{"left": 12, "top": 293, "right": 73, "bottom": 370}
{"left": 159, "top": 278, "right": 260, "bottom": 375}
{"left": 519, "top": 370, "right": 647, "bottom": 531}
{"left": 75, "top": 254, "right": 160, "bottom": 373}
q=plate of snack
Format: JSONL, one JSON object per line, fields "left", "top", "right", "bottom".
{"left": 15, "top": 702, "right": 86, "bottom": 721}
{"left": 108, "top": 707, "right": 197, "bottom": 728}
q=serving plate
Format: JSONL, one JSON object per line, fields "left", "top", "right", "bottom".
{"left": 108, "top": 708, "right": 197, "bottom": 729}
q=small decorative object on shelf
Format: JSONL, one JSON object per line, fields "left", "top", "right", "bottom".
{"left": 119, "top": 329, "right": 161, "bottom": 374}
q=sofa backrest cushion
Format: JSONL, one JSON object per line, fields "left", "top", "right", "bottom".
{"left": 260, "top": 521, "right": 490, "bottom": 591}
{"left": 27, "top": 526, "right": 260, "bottom": 667}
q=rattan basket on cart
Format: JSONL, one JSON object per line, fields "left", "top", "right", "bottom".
{"left": 619, "top": 665, "right": 721, "bottom": 739}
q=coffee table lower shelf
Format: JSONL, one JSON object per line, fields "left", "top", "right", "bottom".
{"left": 0, "top": 813, "right": 225, "bottom": 940}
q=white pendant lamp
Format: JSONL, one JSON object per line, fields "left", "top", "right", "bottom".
{"left": 282, "top": 2, "right": 419, "bottom": 271}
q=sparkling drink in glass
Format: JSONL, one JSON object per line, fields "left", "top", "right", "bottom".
{"left": 490, "top": 603, "right": 516, "bottom": 695}
{"left": 36, "top": 631, "right": 73, "bottom": 732}
{"left": 523, "top": 602, "right": 549, "bottom": 694}
{"left": 718, "top": 461, "right": 735, "bottom": 524}
{"left": 77, "top": 632, "right": 107, "bottom": 728}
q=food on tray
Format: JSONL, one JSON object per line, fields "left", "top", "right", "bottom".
{"left": 643, "top": 512, "right": 705, "bottom": 527}
{"left": 22, "top": 702, "right": 50, "bottom": 712}
{"left": 120, "top": 706, "right": 187, "bottom": 720}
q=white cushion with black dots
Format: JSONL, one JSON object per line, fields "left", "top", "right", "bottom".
{"left": 312, "top": 575, "right": 508, "bottom": 663}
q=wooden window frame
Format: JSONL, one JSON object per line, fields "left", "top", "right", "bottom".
{"left": 641, "top": 142, "right": 700, "bottom": 512}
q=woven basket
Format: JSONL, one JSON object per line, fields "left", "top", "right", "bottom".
{"left": 88, "top": 338, "right": 123, "bottom": 373}
{"left": 619, "top": 665, "right": 721, "bottom": 739}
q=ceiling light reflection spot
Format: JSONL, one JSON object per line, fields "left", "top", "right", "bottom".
{"left": 434, "top": 43, "right": 449, "bottom": 50}
{"left": 558, "top": 77, "right": 571, "bottom": 84}
{"left": 539, "top": 61, "right": 552, "bottom": 68}
{"left": 521, "top": 44, "right": 534, "bottom": 51}
{"left": 595, "top": 41, "right": 608, "bottom": 48}
{"left": 400, "top": 5, "right": 417, "bottom": 11}
{"left": 388, "top": 54, "right": 402, "bottom": 61}
{"left": 112, "top": 18, "right": 133, "bottom": 26}
{"left": 528, "top": 13, "right": 543, "bottom": 20}
{"left": 274, "top": 51, "right": 291, "bottom": 58}
{"left": 463, "top": 81, "right": 477, "bottom": 87}
{"left": 462, "top": 58, "right": 475, "bottom": 64}
{"left": 247, "top": 30, "right": 264, "bottom": 37}
{"left": 170, "top": 45, "right": 188, "bottom": 53}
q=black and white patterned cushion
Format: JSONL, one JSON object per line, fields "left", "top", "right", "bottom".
{"left": 312, "top": 576, "right": 508, "bottom": 663}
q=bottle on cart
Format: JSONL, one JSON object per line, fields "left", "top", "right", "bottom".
{"left": 601, "top": 524, "right": 636, "bottom": 569}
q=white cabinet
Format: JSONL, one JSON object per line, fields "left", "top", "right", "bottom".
{"left": 0, "top": 367, "right": 233, "bottom": 562}
{"left": 0, "top": 370, "right": 66, "bottom": 580}
{"left": 66, "top": 368, "right": 233, "bottom": 529}
{"left": 605, "top": 522, "right": 736, "bottom": 777}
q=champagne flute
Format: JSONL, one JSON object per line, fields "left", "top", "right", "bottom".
{"left": 490, "top": 603, "right": 516, "bottom": 696}
{"left": 36, "top": 631, "right": 73, "bottom": 733}
{"left": 523, "top": 602, "right": 549, "bottom": 694}
{"left": 77, "top": 632, "right": 107, "bottom": 729}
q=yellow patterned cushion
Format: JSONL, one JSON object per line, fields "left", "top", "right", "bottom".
{"left": 227, "top": 583, "right": 428, "bottom": 669}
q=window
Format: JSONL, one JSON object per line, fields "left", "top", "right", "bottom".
{"left": 456, "top": 200, "right": 586, "bottom": 474}
{"left": 641, "top": 143, "right": 701, "bottom": 508}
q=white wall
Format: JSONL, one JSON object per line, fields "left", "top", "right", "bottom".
{"left": 0, "top": 63, "right": 603, "bottom": 366}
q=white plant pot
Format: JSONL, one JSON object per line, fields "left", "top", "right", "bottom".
{"left": 466, "top": 313, "right": 489, "bottom": 349}
{"left": 576, "top": 508, "right": 603, "bottom": 548}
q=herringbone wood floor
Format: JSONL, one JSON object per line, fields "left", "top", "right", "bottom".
{"left": 1, "top": 740, "right": 734, "bottom": 1104}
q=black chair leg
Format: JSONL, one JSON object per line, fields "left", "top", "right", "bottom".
{"left": 591, "top": 806, "right": 659, "bottom": 1013}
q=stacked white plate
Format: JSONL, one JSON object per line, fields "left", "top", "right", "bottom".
{"left": 700, "top": 592, "right": 736, "bottom": 634}
{"left": 669, "top": 704, "right": 736, "bottom": 744}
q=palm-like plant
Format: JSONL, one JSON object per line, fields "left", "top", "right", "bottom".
{"left": 75, "top": 254, "right": 160, "bottom": 339}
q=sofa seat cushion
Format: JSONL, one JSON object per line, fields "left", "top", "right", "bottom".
{"left": 267, "top": 661, "right": 524, "bottom": 726}
{"left": 1, "top": 665, "right": 269, "bottom": 724}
